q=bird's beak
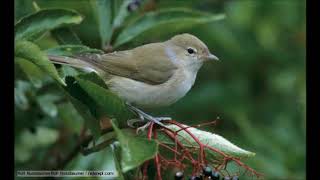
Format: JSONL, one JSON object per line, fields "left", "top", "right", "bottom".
{"left": 206, "top": 53, "right": 219, "bottom": 61}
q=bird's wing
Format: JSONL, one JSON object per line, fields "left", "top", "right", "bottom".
{"left": 78, "top": 43, "right": 178, "bottom": 85}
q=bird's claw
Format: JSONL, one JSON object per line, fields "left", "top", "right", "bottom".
{"left": 126, "top": 103, "right": 171, "bottom": 132}
{"left": 136, "top": 122, "right": 152, "bottom": 134}
{"left": 134, "top": 117, "right": 171, "bottom": 134}
{"left": 127, "top": 118, "right": 145, "bottom": 128}
{"left": 155, "top": 117, "right": 172, "bottom": 121}
{"left": 128, "top": 117, "right": 170, "bottom": 132}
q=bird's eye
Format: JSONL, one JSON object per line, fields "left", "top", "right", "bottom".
{"left": 187, "top": 48, "right": 196, "bottom": 54}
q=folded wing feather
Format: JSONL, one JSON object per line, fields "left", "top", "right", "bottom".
{"left": 75, "top": 42, "right": 178, "bottom": 85}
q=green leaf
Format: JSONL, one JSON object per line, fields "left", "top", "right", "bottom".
{"left": 57, "top": 102, "right": 84, "bottom": 134}
{"left": 46, "top": 45, "right": 103, "bottom": 56}
{"left": 114, "top": 8, "right": 225, "bottom": 47}
{"left": 15, "top": 8, "right": 83, "bottom": 41}
{"left": 33, "top": 0, "right": 102, "bottom": 48}
{"left": 63, "top": 76, "right": 101, "bottom": 139}
{"left": 77, "top": 72, "right": 108, "bottom": 89}
{"left": 62, "top": 72, "right": 132, "bottom": 138}
{"left": 58, "top": 66, "right": 80, "bottom": 79}
{"left": 75, "top": 75, "right": 133, "bottom": 126}
{"left": 111, "top": 121, "right": 158, "bottom": 173}
{"left": 51, "top": 27, "right": 82, "bottom": 45}
{"left": 166, "top": 124, "right": 256, "bottom": 158}
{"left": 112, "top": 0, "right": 132, "bottom": 29}
{"left": 14, "top": 0, "right": 34, "bottom": 23}
{"left": 64, "top": 145, "right": 121, "bottom": 179}
{"left": 15, "top": 40, "right": 65, "bottom": 85}
{"left": 90, "top": 0, "right": 113, "bottom": 47}
{"left": 15, "top": 57, "right": 45, "bottom": 88}
{"left": 110, "top": 142, "right": 125, "bottom": 180}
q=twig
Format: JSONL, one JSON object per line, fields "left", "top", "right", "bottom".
{"left": 81, "top": 137, "right": 115, "bottom": 156}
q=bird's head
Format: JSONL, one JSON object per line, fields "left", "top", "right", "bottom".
{"left": 168, "top": 33, "right": 219, "bottom": 66}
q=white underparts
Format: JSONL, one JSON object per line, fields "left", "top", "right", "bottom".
{"left": 106, "top": 64, "right": 201, "bottom": 108}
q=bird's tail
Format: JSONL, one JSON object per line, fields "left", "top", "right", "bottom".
{"left": 48, "top": 55, "right": 105, "bottom": 76}
{"left": 48, "top": 55, "right": 92, "bottom": 69}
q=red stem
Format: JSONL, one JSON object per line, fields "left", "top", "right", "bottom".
{"left": 147, "top": 122, "right": 154, "bottom": 140}
{"left": 159, "top": 143, "right": 181, "bottom": 155}
{"left": 163, "top": 129, "right": 196, "bottom": 163}
{"left": 167, "top": 120, "right": 262, "bottom": 178}
{"left": 142, "top": 162, "right": 149, "bottom": 180}
{"left": 193, "top": 120, "right": 218, "bottom": 128}
{"left": 168, "top": 121, "right": 205, "bottom": 170}
{"left": 205, "top": 145, "right": 263, "bottom": 177}
{"left": 153, "top": 129, "right": 162, "bottom": 180}
{"left": 140, "top": 119, "right": 262, "bottom": 179}
{"left": 142, "top": 122, "right": 154, "bottom": 179}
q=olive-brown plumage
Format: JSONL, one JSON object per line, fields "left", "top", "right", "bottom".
{"left": 48, "top": 33, "right": 218, "bottom": 113}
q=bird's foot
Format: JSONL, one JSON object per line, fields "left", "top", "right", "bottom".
{"left": 127, "top": 119, "right": 151, "bottom": 133}
{"left": 136, "top": 122, "right": 152, "bottom": 134}
{"left": 126, "top": 103, "right": 170, "bottom": 127}
{"left": 155, "top": 117, "right": 172, "bottom": 121}
{"left": 135, "top": 117, "right": 171, "bottom": 134}
{"left": 126, "top": 103, "right": 171, "bottom": 132}
{"left": 127, "top": 117, "right": 171, "bottom": 128}
{"left": 128, "top": 116, "right": 171, "bottom": 134}
{"left": 127, "top": 118, "right": 145, "bottom": 128}
{"left": 135, "top": 116, "right": 171, "bottom": 134}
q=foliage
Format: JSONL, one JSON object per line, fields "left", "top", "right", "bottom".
{"left": 14, "top": 0, "right": 305, "bottom": 180}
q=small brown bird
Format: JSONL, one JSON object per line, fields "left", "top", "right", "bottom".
{"left": 49, "top": 33, "right": 219, "bottom": 130}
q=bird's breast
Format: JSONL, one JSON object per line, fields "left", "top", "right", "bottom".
{"left": 106, "top": 69, "right": 198, "bottom": 109}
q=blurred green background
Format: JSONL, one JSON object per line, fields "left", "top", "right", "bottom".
{"left": 15, "top": 0, "right": 305, "bottom": 179}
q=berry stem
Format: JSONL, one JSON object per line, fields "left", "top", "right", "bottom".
{"left": 153, "top": 128, "right": 162, "bottom": 180}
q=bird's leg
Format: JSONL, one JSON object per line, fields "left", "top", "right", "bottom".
{"left": 136, "top": 122, "right": 152, "bottom": 134}
{"left": 126, "top": 103, "right": 171, "bottom": 129}
{"left": 127, "top": 118, "right": 145, "bottom": 128}
{"left": 127, "top": 110, "right": 146, "bottom": 128}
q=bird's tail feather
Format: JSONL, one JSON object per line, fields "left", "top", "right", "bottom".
{"left": 48, "top": 54, "right": 109, "bottom": 76}
{"left": 48, "top": 55, "right": 93, "bottom": 69}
